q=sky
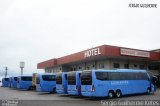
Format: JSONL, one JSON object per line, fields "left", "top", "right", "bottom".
{"left": 0, "top": 0, "right": 160, "bottom": 77}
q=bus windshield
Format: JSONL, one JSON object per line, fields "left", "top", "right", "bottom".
{"left": 4, "top": 78, "right": 9, "bottom": 81}
{"left": 14, "top": 77, "right": 17, "bottom": 81}
{"left": 21, "top": 77, "right": 32, "bottom": 81}
{"left": 68, "top": 72, "right": 76, "bottom": 85}
{"left": 42, "top": 75, "right": 56, "bottom": 81}
{"left": 81, "top": 71, "right": 92, "bottom": 85}
{"left": 56, "top": 73, "right": 62, "bottom": 84}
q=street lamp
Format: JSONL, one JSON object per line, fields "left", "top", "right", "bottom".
{"left": 4, "top": 67, "right": 8, "bottom": 78}
{"left": 20, "top": 62, "right": 25, "bottom": 76}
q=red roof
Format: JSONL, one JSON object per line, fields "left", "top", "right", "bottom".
{"left": 37, "top": 45, "right": 160, "bottom": 69}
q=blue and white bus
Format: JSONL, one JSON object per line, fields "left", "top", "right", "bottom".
{"left": 56, "top": 72, "right": 68, "bottom": 94}
{"left": 81, "top": 69, "right": 157, "bottom": 98}
{"left": 17, "top": 75, "right": 32, "bottom": 90}
{"left": 2, "top": 78, "right": 9, "bottom": 87}
{"left": 10, "top": 77, "right": 18, "bottom": 88}
{"left": 8, "top": 77, "right": 12, "bottom": 87}
{"left": 36, "top": 73, "right": 56, "bottom": 93}
{"left": 67, "top": 71, "right": 82, "bottom": 95}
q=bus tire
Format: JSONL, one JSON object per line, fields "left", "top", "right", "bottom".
{"left": 53, "top": 87, "right": 56, "bottom": 93}
{"left": 28, "top": 86, "right": 32, "bottom": 90}
{"left": 115, "top": 90, "right": 122, "bottom": 98}
{"left": 108, "top": 90, "right": 114, "bottom": 99}
{"left": 147, "top": 87, "right": 151, "bottom": 94}
{"left": 51, "top": 88, "right": 56, "bottom": 94}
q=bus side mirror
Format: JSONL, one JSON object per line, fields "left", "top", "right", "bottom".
{"left": 151, "top": 76, "right": 158, "bottom": 85}
{"left": 152, "top": 76, "right": 158, "bottom": 82}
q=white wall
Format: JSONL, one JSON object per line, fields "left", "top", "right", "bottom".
{"left": 44, "top": 59, "right": 158, "bottom": 74}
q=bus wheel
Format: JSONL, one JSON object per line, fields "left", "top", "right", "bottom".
{"left": 147, "top": 88, "right": 151, "bottom": 94}
{"left": 28, "top": 86, "right": 32, "bottom": 90}
{"left": 108, "top": 90, "right": 114, "bottom": 99}
{"left": 115, "top": 90, "right": 122, "bottom": 98}
{"left": 52, "top": 88, "right": 56, "bottom": 94}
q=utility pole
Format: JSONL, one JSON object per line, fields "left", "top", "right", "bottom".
{"left": 5, "top": 67, "right": 8, "bottom": 78}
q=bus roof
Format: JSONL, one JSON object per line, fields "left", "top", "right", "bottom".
{"left": 39, "top": 73, "right": 56, "bottom": 75}
{"left": 56, "top": 72, "right": 68, "bottom": 74}
{"left": 17, "top": 75, "right": 32, "bottom": 77}
{"left": 92, "top": 69, "right": 147, "bottom": 73}
{"left": 2, "top": 77, "right": 9, "bottom": 79}
{"left": 9, "top": 76, "right": 18, "bottom": 78}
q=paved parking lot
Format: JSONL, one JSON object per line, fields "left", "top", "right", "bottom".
{"left": 0, "top": 87, "right": 160, "bottom": 106}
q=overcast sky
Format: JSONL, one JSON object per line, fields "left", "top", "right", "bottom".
{"left": 0, "top": 0, "right": 160, "bottom": 77}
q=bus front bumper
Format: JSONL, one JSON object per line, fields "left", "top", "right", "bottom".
{"left": 37, "top": 88, "right": 53, "bottom": 92}
{"left": 81, "top": 91, "right": 92, "bottom": 97}
{"left": 68, "top": 90, "right": 80, "bottom": 95}
{"left": 56, "top": 89, "right": 66, "bottom": 94}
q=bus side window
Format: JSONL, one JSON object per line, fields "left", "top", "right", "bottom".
{"left": 95, "top": 72, "right": 108, "bottom": 80}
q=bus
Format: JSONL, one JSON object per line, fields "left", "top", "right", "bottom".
{"left": 10, "top": 77, "right": 18, "bottom": 88}
{"left": 2, "top": 78, "right": 9, "bottom": 87}
{"left": 67, "top": 71, "right": 82, "bottom": 95}
{"left": 17, "top": 75, "right": 32, "bottom": 90}
{"left": 81, "top": 69, "right": 157, "bottom": 98}
{"left": 56, "top": 72, "right": 68, "bottom": 94}
{"left": 36, "top": 73, "right": 56, "bottom": 93}
{"left": 8, "top": 77, "right": 12, "bottom": 88}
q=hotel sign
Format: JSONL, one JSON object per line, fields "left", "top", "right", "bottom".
{"left": 120, "top": 48, "right": 150, "bottom": 58}
{"left": 84, "top": 48, "right": 101, "bottom": 58}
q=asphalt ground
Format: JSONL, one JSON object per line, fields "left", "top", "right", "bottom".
{"left": 0, "top": 87, "right": 160, "bottom": 106}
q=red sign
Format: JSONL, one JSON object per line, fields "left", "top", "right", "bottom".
{"left": 120, "top": 48, "right": 150, "bottom": 58}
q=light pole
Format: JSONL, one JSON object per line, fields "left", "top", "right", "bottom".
{"left": 20, "top": 62, "right": 25, "bottom": 76}
{"left": 4, "top": 67, "right": 8, "bottom": 78}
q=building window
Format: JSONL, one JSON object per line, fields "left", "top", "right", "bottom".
{"left": 78, "top": 67, "right": 81, "bottom": 70}
{"left": 99, "top": 63, "right": 104, "bottom": 69}
{"left": 92, "top": 65, "right": 95, "bottom": 68}
{"left": 134, "top": 64, "right": 137, "bottom": 67}
{"left": 139, "top": 65, "right": 145, "bottom": 69}
{"left": 113, "top": 63, "right": 120, "bottom": 68}
{"left": 124, "top": 64, "right": 129, "bottom": 69}
{"left": 47, "top": 70, "right": 51, "bottom": 73}
{"left": 60, "top": 68, "right": 61, "bottom": 70}
{"left": 74, "top": 67, "right": 76, "bottom": 71}
{"left": 148, "top": 65, "right": 159, "bottom": 70}
{"left": 87, "top": 66, "right": 90, "bottom": 70}
{"left": 70, "top": 68, "right": 73, "bottom": 71}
